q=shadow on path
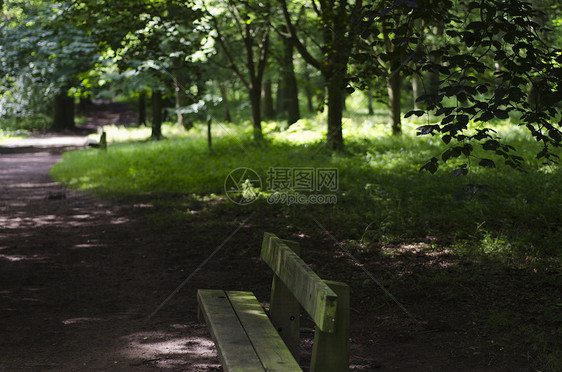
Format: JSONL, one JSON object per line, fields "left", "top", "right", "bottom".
{"left": 0, "top": 146, "right": 218, "bottom": 370}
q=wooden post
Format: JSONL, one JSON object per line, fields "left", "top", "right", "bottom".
{"left": 99, "top": 131, "right": 107, "bottom": 151}
{"left": 88, "top": 131, "right": 107, "bottom": 150}
{"left": 310, "top": 280, "right": 350, "bottom": 372}
{"left": 207, "top": 116, "right": 212, "bottom": 151}
{"left": 268, "top": 239, "right": 301, "bottom": 361}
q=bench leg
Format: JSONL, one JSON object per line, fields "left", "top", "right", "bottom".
{"left": 310, "top": 281, "right": 350, "bottom": 372}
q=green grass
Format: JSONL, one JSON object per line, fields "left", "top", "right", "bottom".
{"left": 0, "top": 113, "right": 50, "bottom": 139}
{"left": 52, "top": 114, "right": 562, "bottom": 258}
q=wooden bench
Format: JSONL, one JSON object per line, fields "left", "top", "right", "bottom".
{"left": 197, "top": 232, "right": 350, "bottom": 372}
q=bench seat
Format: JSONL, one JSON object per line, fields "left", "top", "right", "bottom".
{"left": 197, "top": 289, "right": 302, "bottom": 372}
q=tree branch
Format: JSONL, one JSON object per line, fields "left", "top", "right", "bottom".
{"left": 208, "top": 12, "right": 249, "bottom": 89}
{"left": 256, "top": 29, "right": 270, "bottom": 85}
{"left": 226, "top": 0, "right": 246, "bottom": 39}
{"left": 278, "top": 0, "right": 323, "bottom": 71}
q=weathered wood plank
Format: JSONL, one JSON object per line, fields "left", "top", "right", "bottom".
{"left": 227, "top": 291, "right": 302, "bottom": 372}
{"left": 261, "top": 232, "right": 338, "bottom": 332}
{"left": 310, "top": 280, "right": 350, "bottom": 372}
{"left": 197, "top": 289, "right": 265, "bottom": 372}
{"left": 269, "top": 240, "right": 301, "bottom": 361}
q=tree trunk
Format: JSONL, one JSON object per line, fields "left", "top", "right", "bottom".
{"left": 78, "top": 97, "right": 91, "bottom": 115}
{"left": 276, "top": 80, "right": 287, "bottom": 115}
{"left": 151, "top": 90, "right": 163, "bottom": 140}
{"left": 174, "top": 77, "right": 186, "bottom": 128}
{"left": 207, "top": 117, "right": 212, "bottom": 151}
{"left": 282, "top": 37, "right": 300, "bottom": 126}
{"left": 303, "top": 67, "right": 315, "bottom": 113}
{"left": 411, "top": 76, "right": 421, "bottom": 109}
{"left": 249, "top": 87, "right": 263, "bottom": 141}
{"left": 367, "top": 88, "right": 374, "bottom": 115}
{"left": 429, "top": 25, "right": 443, "bottom": 97}
{"left": 325, "top": 76, "right": 344, "bottom": 150}
{"left": 278, "top": 0, "right": 356, "bottom": 149}
{"left": 138, "top": 91, "right": 146, "bottom": 126}
{"left": 412, "top": 20, "right": 425, "bottom": 111}
{"left": 262, "top": 79, "right": 275, "bottom": 119}
{"left": 388, "top": 66, "right": 402, "bottom": 135}
{"left": 219, "top": 83, "right": 232, "bottom": 122}
{"left": 52, "top": 90, "right": 75, "bottom": 131}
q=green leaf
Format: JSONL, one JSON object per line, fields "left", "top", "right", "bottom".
{"left": 420, "top": 157, "right": 439, "bottom": 173}
{"left": 435, "top": 107, "right": 453, "bottom": 117}
{"left": 441, "top": 115, "right": 455, "bottom": 125}
{"left": 495, "top": 110, "right": 509, "bottom": 119}
{"left": 442, "top": 149, "right": 451, "bottom": 161}
{"left": 479, "top": 159, "right": 496, "bottom": 168}
{"left": 476, "top": 84, "right": 488, "bottom": 94}
{"left": 405, "top": 110, "right": 425, "bottom": 118}
{"left": 451, "top": 167, "right": 468, "bottom": 177}
{"left": 416, "top": 125, "right": 440, "bottom": 135}
{"left": 451, "top": 146, "right": 462, "bottom": 158}
{"left": 477, "top": 112, "right": 494, "bottom": 122}
{"left": 461, "top": 144, "right": 473, "bottom": 156}
{"left": 457, "top": 114, "right": 469, "bottom": 126}
{"left": 482, "top": 140, "right": 500, "bottom": 151}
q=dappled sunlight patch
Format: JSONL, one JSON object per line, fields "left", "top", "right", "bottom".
{"left": 7, "top": 181, "right": 60, "bottom": 189}
{"left": 0, "top": 253, "right": 47, "bottom": 262}
{"left": 379, "top": 242, "right": 462, "bottom": 271}
{"left": 1, "top": 201, "right": 27, "bottom": 208}
{"left": 0, "top": 215, "right": 58, "bottom": 229}
{"left": 62, "top": 317, "right": 103, "bottom": 325}
{"left": 0, "top": 205, "right": 123, "bottom": 229}
{"left": 110, "top": 216, "right": 130, "bottom": 225}
{"left": 133, "top": 203, "right": 153, "bottom": 209}
{"left": 120, "top": 328, "right": 219, "bottom": 370}
{"left": 396, "top": 242, "right": 431, "bottom": 253}
{"left": 72, "top": 241, "right": 105, "bottom": 249}
{"left": 268, "top": 118, "right": 326, "bottom": 144}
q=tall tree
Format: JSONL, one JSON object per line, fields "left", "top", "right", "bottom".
{"left": 266, "top": 29, "right": 301, "bottom": 126}
{"left": 279, "top": 0, "right": 363, "bottom": 150}
{"left": 206, "top": 0, "right": 270, "bottom": 142}
{"left": 68, "top": 0, "right": 206, "bottom": 139}
{"left": 0, "top": 0, "right": 98, "bottom": 130}
{"left": 280, "top": 34, "right": 301, "bottom": 125}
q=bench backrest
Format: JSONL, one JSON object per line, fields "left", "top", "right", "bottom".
{"left": 261, "top": 232, "right": 350, "bottom": 372}
{"left": 261, "top": 232, "right": 338, "bottom": 332}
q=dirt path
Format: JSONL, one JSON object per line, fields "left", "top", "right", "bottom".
{"left": 0, "top": 100, "right": 227, "bottom": 372}
{"left": 0, "top": 146, "right": 221, "bottom": 371}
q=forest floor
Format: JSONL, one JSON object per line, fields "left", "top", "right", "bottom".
{"left": 0, "top": 103, "right": 552, "bottom": 371}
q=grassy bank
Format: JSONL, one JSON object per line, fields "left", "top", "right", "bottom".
{"left": 52, "top": 114, "right": 562, "bottom": 258}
